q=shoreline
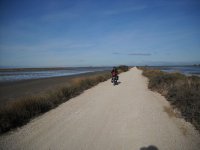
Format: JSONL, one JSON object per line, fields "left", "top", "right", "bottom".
{"left": 139, "top": 67, "right": 200, "bottom": 132}
{"left": 0, "top": 71, "right": 109, "bottom": 104}
{"left": 0, "top": 65, "right": 128, "bottom": 134}
{"left": 0, "top": 70, "right": 112, "bottom": 134}
{"left": 0, "top": 67, "right": 112, "bottom": 73}
{"left": 141, "top": 66, "right": 200, "bottom": 77}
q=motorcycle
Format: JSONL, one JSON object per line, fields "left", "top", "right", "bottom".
{"left": 111, "top": 75, "right": 118, "bottom": 85}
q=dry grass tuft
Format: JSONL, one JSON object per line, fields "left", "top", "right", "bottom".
{"left": 179, "top": 125, "right": 188, "bottom": 136}
{"left": 0, "top": 66, "right": 129, "bottom": 134}
{"left": 140, "top": 67, "right": 200, "bottom": 132}
{"left": 0, "top": 72, "right": 112, "bottom": 134}
{"left": 163, "top": 106, "right": 178, "bottom": 118}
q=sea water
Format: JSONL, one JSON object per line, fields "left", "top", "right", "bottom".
{"left": 0, "top": 67, "right": 111, "bottom": 83}
{"left": 149, "top": 66, "right": 200, "bottom": 76}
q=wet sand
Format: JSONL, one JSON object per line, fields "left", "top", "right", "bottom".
{"left": 0, "top": 71, "right": 109, "bottom": 105}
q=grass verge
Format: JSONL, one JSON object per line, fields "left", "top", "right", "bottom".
{"left": 139, "top": 67, "right": 200, "bottom": 132}
{"left": 0, "top": 66, "right": 129, "bottom": 134}
{"left": 0, "top": 72, "right": 111, "bottom": 134}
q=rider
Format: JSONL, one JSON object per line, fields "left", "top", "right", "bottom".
{"left": 111, "top": 67, "right": 118, "bottom": 82}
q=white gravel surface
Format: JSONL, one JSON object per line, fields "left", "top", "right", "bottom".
{"left": 0, "top": 67, "right": 200, "bottom": 150}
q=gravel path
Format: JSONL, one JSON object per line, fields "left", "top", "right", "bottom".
{"left": 0, "top": 67, "right": 199, "bottom": 150}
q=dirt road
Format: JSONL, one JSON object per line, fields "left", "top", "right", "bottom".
{"left": 0, "top": 67, "right": 199, "bottom": 150}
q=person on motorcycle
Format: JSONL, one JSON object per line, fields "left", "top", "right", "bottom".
{"left": 111, "top": 67, "right": 118, "bottom": 83}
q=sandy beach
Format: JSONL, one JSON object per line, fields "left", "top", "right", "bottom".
{"left": 0, "top": 71, "right": 109, "bottom": 104}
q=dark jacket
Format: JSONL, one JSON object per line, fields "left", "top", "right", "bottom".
{"left": 111, "top": 69, "right": 118, "bottom": 77}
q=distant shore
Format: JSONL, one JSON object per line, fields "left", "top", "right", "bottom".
{"left": 0, "top": 70, "right": 109, "bottom": 105}
{"left": 0, "top": 67, "right": 112, "bottom": 83}
{"left": 0, "top": 66, "right": 112, "bottom": 72}
{"left": 139, "top": 66, "right": 200, "bottom": 77}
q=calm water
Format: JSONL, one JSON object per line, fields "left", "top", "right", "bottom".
{"left": 0, "top": 67, "right": 111, "bottom": 83}
{"left": 149, "top": 66, "right": 200, "bottom": 76}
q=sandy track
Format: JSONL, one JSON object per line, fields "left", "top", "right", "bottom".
{"left": 0, "top": 67, "right": 199, "bottom": 150}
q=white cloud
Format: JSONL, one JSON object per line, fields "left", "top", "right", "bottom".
{"left": 42, "top": 11, "right": 79, "bottom": 22}
{"left": 112, "top": 52, "right": 152, "bottom": 56}
{"left": 101, "top": 6, "right": 147, "bottom": 15}
{"left": 128, "top": 53, "right": 151, "bottom": 56}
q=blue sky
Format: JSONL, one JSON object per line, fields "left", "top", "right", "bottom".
{"left": 0, "top": 0, "right": 200, "bottom": 67}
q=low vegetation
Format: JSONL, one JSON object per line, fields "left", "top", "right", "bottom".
{"left": 117, "top": 65, "right": 129, "bottom": 72}
{"left": 139, "top": 67, "right": 200, "bottom": 132}
{"left": 0, "top": 66, "right": 129, "bottom": 134}
{"left": 0, "top": 72, "right": 110, "bottom": 134}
